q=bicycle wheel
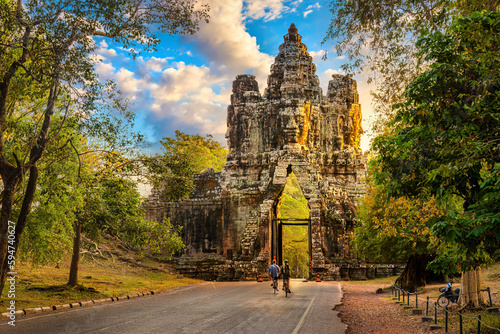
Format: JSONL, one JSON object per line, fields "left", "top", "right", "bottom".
{"left": 437, "top": 296, "right": 449, "bottom": 307}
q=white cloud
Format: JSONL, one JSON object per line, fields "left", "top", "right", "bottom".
{"left": 189, "top": 0, "right": 274, "bottom": 91}
{"left": 303, "top": 2, "right": 320, "bottom": 17}
{"left": 303, "top": 9, "right": 313, "bottom": 17}
{"left": 94, "top": 62, "right": 116, "bottom": 79}
{"left": 306, "top": 2, "right": 320, "bottom": 10}
{"left": 145, "top": 57, "right": 170, "bottom": 72}
{"left": 337, "top": 55, "right": 346, "bottom": 60}
{"left": 244, "top": 0, "right": 290, "bottom": 21}
{"left": 153, "top": 62, "right": 212, "bottom": 103}
{"left": 309, "top": 50, "right": 325, "bottom": 62}
{"left": 115, "top": 68, "right": 142, "bottom": 96}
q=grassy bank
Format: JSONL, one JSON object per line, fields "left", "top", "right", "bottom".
{"left": 0, "top": 255, "right": 201, "bottom": 311}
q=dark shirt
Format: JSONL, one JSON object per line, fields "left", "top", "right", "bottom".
{"left": 282, "top": 265, "right": 290, "bottom": 279}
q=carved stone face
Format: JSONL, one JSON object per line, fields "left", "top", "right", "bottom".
{"left": 281, "top": 104, "right": 309, "bottom": 145}
{"left": 282, "top": 108, "right": 299, "bottom": 144}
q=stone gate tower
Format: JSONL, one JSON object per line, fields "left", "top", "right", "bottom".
{"left": 144, "top": 24, "right": 367, "bottom": 280}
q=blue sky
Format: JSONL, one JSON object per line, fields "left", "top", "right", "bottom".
{"left": 92, "top": 0, "right": 376, "bottom": 153}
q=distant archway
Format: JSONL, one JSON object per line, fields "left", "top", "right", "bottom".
{"left": 269, "top": 170, "right": 312, "bottom": 278}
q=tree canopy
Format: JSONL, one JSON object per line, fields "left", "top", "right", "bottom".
{"left": 145, "top": 130, "right": 227, "bottom": 201}
{"left": 372, "top": 10, "right": 500, "bottom": 273}
{"left": 355, "top": 163, "right": 446, "bottom": 263}
{"left": 323, "top": 0, "right": 499, "bottom": 131}
{"left": 0, "top": 0, "right": 209, "bottom": 297}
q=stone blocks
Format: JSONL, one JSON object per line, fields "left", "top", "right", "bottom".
{"left": 143, "top": 24, "right": 367, "bottom": 282}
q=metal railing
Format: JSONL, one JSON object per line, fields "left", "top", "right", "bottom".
{"left": 391, "top": 284, "right": 499, "bottom": 333}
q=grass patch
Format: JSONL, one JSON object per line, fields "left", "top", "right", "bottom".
{"left": 0, "top": 256, "right": 201, "bottom": 311}
{"left": 343, "top": 275, "right": 400, "bottom": 286}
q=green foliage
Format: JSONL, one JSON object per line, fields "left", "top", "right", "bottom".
{"left": 355, "top": 163, "right": 447, "bottom": 263}
{"left": 372, "top": 11, "right": 500, "bottom": 272}
{"left": 279, "top": 172, "right": 310, "bottom": 278}
{"left": 77, "top": 175, "right": 184, "bottom": 259}
{"left": 0, "top": 0, "right": 209, "bottom": 296}
{"left": 145, "top": 130, "right": 228, "bottom": 201}
{"left": 323, "top": 0, "right": 498, "bottom": 132}
{"left": 19, "top": 147, "right": 82, "bottom": 265}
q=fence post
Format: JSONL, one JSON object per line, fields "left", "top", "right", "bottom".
{"left": 426, "top": 297, "right": 429, "bottom": 316}
{"left": 445, "top": 307, "right": 448, "bottom": 332}
{"left": 487, "top": 287, "right": 492, "bottom": 307}
{"left": 407, "top": 292, "right": 410, "bottom": 306}
{"left": 415, "top": 291, "right": 418, "bottom": 308}
{"left": 434, "top": 302, "right": 437, "bottom": 324}
{"left": 459, "top": 312, "right": 463, "bottom": 334}
{"left": 477, "top": 315, "right": 481, "bottom": 334}
{"left": 398, "top": 288, "right": 401, "bottom": 301}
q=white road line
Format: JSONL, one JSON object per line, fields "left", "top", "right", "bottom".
{"left": 291, "top": 296, "right": 316, "bottom": 334}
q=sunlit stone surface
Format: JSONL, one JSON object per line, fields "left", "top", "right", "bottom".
{"left": 143, "top": 24, "right": 392, "bottom": 281}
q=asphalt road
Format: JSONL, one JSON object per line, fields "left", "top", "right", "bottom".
{"left": 0, "top": 279, "right": 346, "bottom": 334}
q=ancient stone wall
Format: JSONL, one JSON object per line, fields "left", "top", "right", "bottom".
{"left": 143, "top": 24, "right": 372, "bottom": 281}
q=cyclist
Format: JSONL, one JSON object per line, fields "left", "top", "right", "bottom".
{"left": 282, "top": 259, "right": 291, "bottom": 293}
{"left": 269, "top": 259, "right": 280, "bottom": 291}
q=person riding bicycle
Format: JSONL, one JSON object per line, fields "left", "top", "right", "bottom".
{"left": 282, "top": 259, "right": 291, "bottom": 293}
{"left": 269, "top": 259, "right": 280, "bottom": 291}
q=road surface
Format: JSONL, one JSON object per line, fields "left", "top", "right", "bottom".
{"left": 0, "top": 279, "right": 346, "bottom": 334}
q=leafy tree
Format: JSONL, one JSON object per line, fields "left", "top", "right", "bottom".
{"left": 145, "top": 130, "right": 227, "bottom": 201}
{"left": 372, "top": 10, "right": 500, "bottom": 307}
{"left": 323, "top": 0, "right": 498, "bottom": 132}
{"left": 0, "top": 0, "right": 208, "bottom": 297}
{"left": 18, "top": 132, "right": 83, "bottom": 266}
{"left": 69, "top": 174, "right": 184, "bottom": 286}
{"left": 13, "top": 127, "right": 185, "bottom": 287}
{"left": 355, "top": 163, "right": 448, "bottom": 289}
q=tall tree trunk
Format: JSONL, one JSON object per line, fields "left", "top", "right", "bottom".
{"left": 459, "top": 268, "right": 486, "bottom": 308}
{"left": 0, "top": 176, "right": 21, "bottom": 298}
{"left": 394, "top": 254, "right": 428, "bottom": 291}
{"left": 68, "top": 223, "right": 81, "bottom": 287}
{"left": 0, "top": 166, "right": 38, "bottom": 298}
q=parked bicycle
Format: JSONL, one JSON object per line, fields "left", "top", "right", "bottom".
{"left": 437, "top": 283, "right": 460, "bottom": 307}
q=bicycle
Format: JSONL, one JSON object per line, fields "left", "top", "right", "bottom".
{"left": 283, "top": 278, "right": 290, "bottom": 297}
{"left": 272, "top": 277, "right": 278, "bottom": 294}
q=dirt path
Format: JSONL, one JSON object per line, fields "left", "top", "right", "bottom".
{"left": 336, "top": 283, "right": 445, "bottom": 334}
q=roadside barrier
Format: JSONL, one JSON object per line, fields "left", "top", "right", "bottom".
{"left": 391, "top": 284, "right": 419, "bottom": 308}
{"left": 391, "top": 284, "right": 499, "bottom": 333}
{"left": 432, "top": 302, "right": 500, "bottom": 333}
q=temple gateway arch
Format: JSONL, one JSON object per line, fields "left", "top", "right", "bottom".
{"left": 144, "top": 24, "right": 398, "bottom": 280}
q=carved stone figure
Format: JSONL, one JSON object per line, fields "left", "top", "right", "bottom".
{"left": 143, "top": 24, "right": 376, "bottom": 281}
